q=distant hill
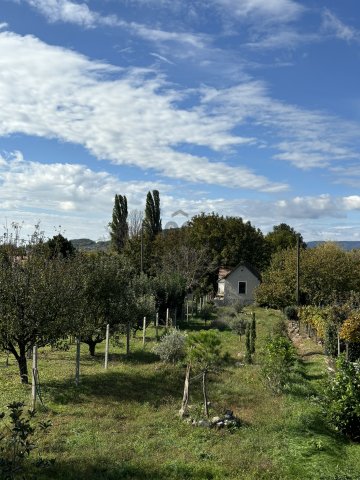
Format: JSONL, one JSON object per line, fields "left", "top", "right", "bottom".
{"left": 70, "top": 238, "right": 110, "bottom": 252}
{"left": 307, "top": 241, "right": 360, "bottom": 251}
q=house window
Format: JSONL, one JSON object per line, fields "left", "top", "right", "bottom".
{"left": 238, "top": 281, "right": 246, "bottom": 294}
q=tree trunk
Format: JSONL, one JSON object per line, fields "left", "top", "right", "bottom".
{"left": 85, "top": 339, "right": 97, "bottom": 356}
{"left": 202, "top": 370, "right": 209, "bottom": 418}
{"left": 7, "top": 341, "right": 29, "bottom": 384}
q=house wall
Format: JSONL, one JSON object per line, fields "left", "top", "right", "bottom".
{"left": 223, "top": 265, "right": 260, "bottom": 305}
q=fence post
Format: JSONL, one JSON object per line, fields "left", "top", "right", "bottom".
{"left": 104, "top": 323, "right": 110, "bottom": 369}
{"left": 166, "top": 308, "right": 169, "bottom": 328}
{"left": 31, "top": 345, "right": 38, "bottom": 411}
{"left": 75, "top": 337, "right": 80, "bottom": 387}
{"left": 155, "top": 312, "right": 159, "bottom": 341}
{"left": 142, "top": 316, "right": 146, "bottom": 347}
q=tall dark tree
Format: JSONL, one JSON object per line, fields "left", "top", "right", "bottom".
{"left": 265, "top": 223, "right": 306, "bottom": 254}
{"left": 144, "top": 190, "right": 162, "bottom": 240}
{"left": 46, "top": 234, "right": 75, "bottom": 258}
{"left": 109, "top": 194, "right": 128, "bottom": 253}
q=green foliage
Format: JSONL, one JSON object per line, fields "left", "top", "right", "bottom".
{"left": 0, "top": 402, "right": 53, "bottom": 479}
{"left": 144, "top": 190, "right": 162, "bottom": 240}
{"left": 324, "top": 321, "right": 338, "bottom": 357}
{"left": 229, "top": 315, "right": 247, "bottom": 339}
{"left": 265, "top": 223, "right": 305, "bottom": 254}
{"left": 109, "top": 194, "right": 129, "bottom": 253}
{"left": 198, "top": 303, "right": 215, "bottom": 323}
{"left": 152, "top": 329, "right": 186, "bottom": 364}
{"left": 186, "top": 330, "right": 222, "bottom": 372}
{"left": 261, "top": 331, "right": 296, "bottom": 393}
{"left": 321, "top": 356, "right": 360, "bottom": 440}
{"left": 152, "top": 273, "right": 186, "bottom": 321}
{"left": 0, "top": 250, "right": 78, "bottom": 383}
{"left": 284, "top": 305, "right": 298, "bottom": 321}
{"left": 256, "top": 242, "right": 360, "bottom": 309}
{"left": 46, "top": 234, "right": 75, "bottom": 259}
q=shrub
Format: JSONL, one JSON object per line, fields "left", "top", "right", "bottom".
{"left": 261, "top": 332, "right": 296, "bottom": 393}
{"left": 321, "top": 356, "right": 360, "bottom": 440}
{"left": 229, "top": 316, "right": 247, "bottom": 339}
{"left": 210, "top": 317, "right": 231, "bottom": 332}
{"left": 152, "top": 329, "right": 186, "bottom": 364}
{"left": 198, "top": 303, "right": 216, "bottom": 323}
{"left": 0, "top": 402, "right": 53, "bottom": 478}
{"left": 284, "top": 305, "right": 298, "bottom": 321}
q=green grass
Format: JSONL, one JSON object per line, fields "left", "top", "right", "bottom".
{"left": 1, "top": 309, "right": 360, "bottom": 479}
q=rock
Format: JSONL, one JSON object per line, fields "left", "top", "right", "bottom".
{"left": 198, "top": 420, "right": 210, "bottom": 428}
{"left": 224, "top": 410, "right": 233, "bottom": 419}
{"left": 211, "top": 416, "right": 221, "bottom": 424}
{"left": 215, "top": 421, "right": 225, "bottom": 429}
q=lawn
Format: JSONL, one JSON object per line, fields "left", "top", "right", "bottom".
{"left": 1, "top": 308, "right": 360, "bottom": 479}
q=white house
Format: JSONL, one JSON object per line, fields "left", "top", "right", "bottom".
{"left": 216, "top": 263, "right": 261, "bottom": 305}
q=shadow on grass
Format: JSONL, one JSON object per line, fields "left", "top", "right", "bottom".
{"left": 33, "top": 459, "right": 220, "bottom": 480}
{"left": 44, "top": 366, "right": 184, "bottom": 407}
{"left": 83, "top": 350, "right": 160, "bottom": 365}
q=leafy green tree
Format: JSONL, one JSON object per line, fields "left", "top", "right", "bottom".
{"left": 322, "top": 355, "right": 360, "bottom": 440}
{"left": 245, "top": 323, "right": 252, "bottom": 364}
{"left": 188, "top": 213, "right": 270, "bottom": 292}
{"left": 74, "top": 253, "right": 134, "bottom": 355}
{"left": 256, "top": 242, "right": 360, "bottom": 309}
{"left": 109, "top": 194, "right": 129, "bottom": 253}
{"left": 250, "top": 315, "right": 256, "bottom": 355}
{"left": 144, "top": 190, "right": 162, "bottom": 240}
{"left": 46, "top": 233, "right": 75, "bottom": 258}
{"left": 265, "top": 223, "right": 305, "bottom": 254}
{"left": 0, "top": 251, "right": 77, "bottom": 383}
{"left": 152, "top": 272, "right": 187, "bottom": 323}
{"left": 187, "top": 330, "right": 222, "bottom": 417}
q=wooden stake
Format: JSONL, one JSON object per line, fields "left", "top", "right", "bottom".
{"left": 126, "top": 321, "right": 130, "bottom": 355}
{"left": 142, "top": 316, "right": 146, "bottom": 347}
{"left": 104, "top": 323, "right": 110, "bottom": 369}
{"left": 166, "top": 308, "right": 169, "bottom": 328}
{"left": 75, "top": 337, "right": 80, "bottom": 387}
{"left": 31, "top": 345, "right": 38, "bottom": 411}
{"left": 179, "top": 364, "right": 191, "bottom": 418}
{"left": 155, "top": 312, "right": 159, "bottom": 341}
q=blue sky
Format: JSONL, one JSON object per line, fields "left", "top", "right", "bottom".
{"left": 1, "top": 0, "right": 360, "bottom": 241}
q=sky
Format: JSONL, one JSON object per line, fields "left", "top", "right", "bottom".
{"left": 1, "top": 0, "right": 360, "bottom": 242}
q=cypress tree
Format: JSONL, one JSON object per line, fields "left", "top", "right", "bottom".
{"left": 109, "top": 194, "right": 128, "bottom": 253}
{"left": 144, "top": 190, "right": 162, "bottom": 240}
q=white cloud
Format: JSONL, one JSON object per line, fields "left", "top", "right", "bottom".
{"left": 200, "top": 81, "right": 359, "bottom": 169}
{"left": 0, "top": 150, "right": 169, "bottom": 238}
{"left": 0, "top": 31, "right": 285, "bottom": 192}
{"left": 0, "top": 23, "right": 8, "bottom": 30}
{"left": 246, "top": 30, "right": 319, "bottom": 50}
{"left": 20, "top": 0, "right": 120, "bottom": 27}
{"left": 322, "top": 9, "right": 359, "bottom": 43}
{"left": 212, "top": 0, "right": 304, "bottom": 23}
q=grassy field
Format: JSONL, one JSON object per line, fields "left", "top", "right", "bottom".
{"left": 1, "top": 308, "right": 360, "bottom": 479}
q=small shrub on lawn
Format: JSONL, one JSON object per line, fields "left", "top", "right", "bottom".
{"left": 152, "top": 329, "right": 186, "bottom": 364}
{"left": 210, "top": 317, "right": 231, "bottom": 332}
{"left": 0, "top": 402, "right": 53, "bottom": 479}
{"left": 321, "top": 355, "right": 360, "bottom": 440}
{"left": 261, "top": 331, "right": 296, "bottom": 394}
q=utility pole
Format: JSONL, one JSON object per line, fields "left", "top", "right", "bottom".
{"left": 140, "top": 222, "right": 144, "bottom": 274}
{"left": 296, "top": 234, "right": 300, "bottom": 306}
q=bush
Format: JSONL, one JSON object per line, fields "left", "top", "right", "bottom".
{"left": 284, "top": 305, "right": 298, "bottom": 321}
{"left": 152, "top": 329, "right": 186, "bottom": 364}
{"left": 210, "top": 317, "right": 231, "bottom": 332}
{"left": 229, "top": 316, "right": 247, "bottom": 339}
{"left": 0, "top": 402, "right": 53, "bottom": 478}
{"left": 321, "top": 356, "right": 360, "bottom": 440}
{"left": 261, "top": 333, "right": 296, "bottom": 393}
{"left": 198, "top": 303, "right": 216, "bottom": 323}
